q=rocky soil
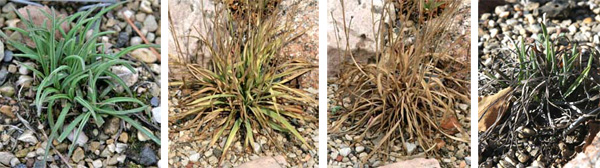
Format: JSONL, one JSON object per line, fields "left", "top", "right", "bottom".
{"left": 0, "top": 1, "right": 161, "bottom": 167}
{"left": 167, "top": 0, "right": 319, "bottom": 167}
{"left": 478, "top": 0, "right": 600, "bottom": 95}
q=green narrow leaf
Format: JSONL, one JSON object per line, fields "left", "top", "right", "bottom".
{"left": 74, "top": 96, "right": 104, "bottom": 127}
{"left": 57, "top": 113, "right": 86, "bottom": 142}
{"left": 244, "top": 119, "right": 255, "bottom": 149}
{"left": 265, "top": 109, "right": 311, "bottom": 150}
{"left": 44, "top": 103, "right": 72, "bottom": 165}
{"left": 67, "top": 112, "right": 91, "bottom": 158}
{"left": 221, "top": 119, "right": 241, "bottom": 160}
{"left": 565, "top": 54, "right": 594, "bottom": 97}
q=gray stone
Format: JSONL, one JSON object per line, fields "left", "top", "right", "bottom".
{"left": 9, "top": 157, "right": 20, "bottom": 167}
{"left": 0, "top": 69, "right": 9, "bottom": 86}
{"left": 139, "top": 146, "right": 158, "bottom": 166}
{"left": 189, "top": 153, "right": 200, "bottom": 162}
{"left": 4, "top": 50, "right": 13, "bottom": 62}
{"left": 146, "top": 33, "right": 156, "bottom": 42}
{"left": 152, "top": 107, "right": 161, "bottom": 123}
{"left": 17, "top": 130, "right": 38, "bottom": 145}
{"left": 356, "top": 146, "right": 365, "bottom": 153}
{"left": 115, "top": 143, "right": 127, "bottom": 154}
{"left": 0, "top": 152, "right": 15, "bottom": 166}
{"left": 339, "top": 147, "right": 351, "bottom": 157}
{"left": 144, "top": 15, "right": 158, "bottom": 32}
{"left": 110, "top": 65, "right": 139, "bottom": 88}
{"left": 130, "top": 36, "right": 143, "bottom": 46}
{"left": 405, "top": 142, "right": 417, "bottom": 155}
{"left": 65, "top": 125, "right": 88, "bottom": 146}
{"left": 18, "top": 62, "right": 35, "bottom": 75}
{"left": 116, "top": 155, "right": 126, "bottom": 163}
{"left": 529, "top": 24, "right": 541, "bottom": 34}
{"left": 92, "top": 159, "right": 102, "bottom": 168}
{"left": 253, "top": 142, "right": 261, "bottom": 153}
{"left": 116, "top": 32, "right": 129, "bottom": 48}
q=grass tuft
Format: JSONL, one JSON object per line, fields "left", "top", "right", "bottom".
{"left": 169, "top": 0, "right": 316, "bottom": 163}
{"left": 479, "top": 21, "right": 600, "bottom": 165}
{"left": 0, "top": 3, "right": 160, "bottom": 165}
{"left": 330, "top": 0, "right": 469, "bottom": 163}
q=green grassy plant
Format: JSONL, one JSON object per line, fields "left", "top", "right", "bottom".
{"left": 169, "top": 0, "right": 316, "bottom": 163}
{"left": 0, "top": 3, "right": 160, "bottom": 165}
{"left": 330, "top": 0, "right": 469, "bottom": 163}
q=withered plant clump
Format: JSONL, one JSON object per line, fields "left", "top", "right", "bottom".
{"left": 479, "top": 21, "right": 600, "bottom": 167}
{"left": 330, "top": 0, "right": 469, "bottom": 163}
{"left": 168, "top": 0, "right": 316, "bottom": 164}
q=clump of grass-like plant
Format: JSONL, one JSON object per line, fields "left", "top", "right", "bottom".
{"left": 479, "top": 19, "right": 600, "bottom": 166}
{"left": 169, "top": 0, "right": 316, "bottom": 163}
{"left": 0, "top": 3, "right": 160, "bottom": 165}
{"left": 330, "top": 0, "right": 469, "bottom": 163}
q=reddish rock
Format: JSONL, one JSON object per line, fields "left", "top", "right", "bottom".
{"left": 459, "top": 161, "right": 467, "bottom": 168}
{"left": 564, "top": 153, "right": 592, "bottom": 168}
{"left": 336, "top": 155, "right": 343, "bottom": 162}
{"left": 379, "top": 158, "right": 441, "bottom": 168}
{"left": 434, "top": 138, "right": 446, "bottom": 150}
{"left": 565, "top": 130, "right": 600, "bottom": 167}
{"left": 15, "top": 6, "right": 70, "bottom": 48}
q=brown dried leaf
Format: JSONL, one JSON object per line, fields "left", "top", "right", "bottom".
{"left": 478, "top": 87, "right": 513, "bottom": 132}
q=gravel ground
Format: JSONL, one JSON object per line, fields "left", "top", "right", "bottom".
{"left": 0, "top": 1, "right": 161, "bottom": 167}
{"left": 478, "top": 0, "right": 600, "bottom": 95}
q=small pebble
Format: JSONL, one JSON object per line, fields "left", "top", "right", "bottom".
{"left": 130, "top": 36, "right": 143, "bottom": 46}
{"left": 3, "top": 50, "right": 12, "bottom": 62}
